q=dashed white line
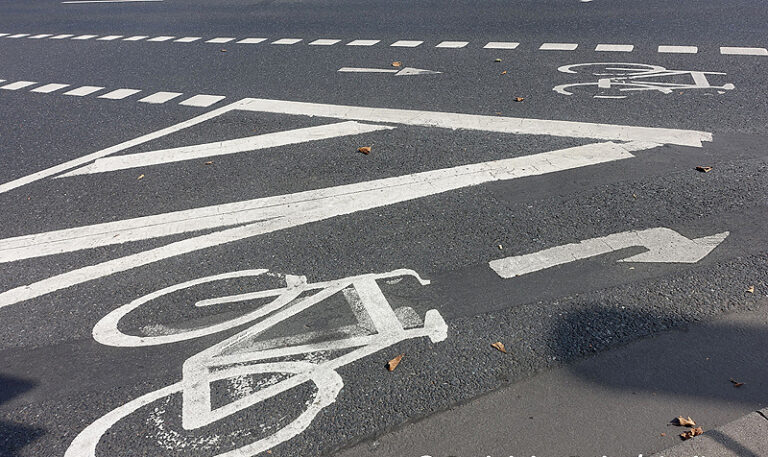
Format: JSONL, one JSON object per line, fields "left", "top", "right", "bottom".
{"left": 658, "top": 45, "right": 698, "bottom": 54}
{"left": 272, "top": 38, "right": 302, "bottom": 45}
{"left": 435, "top": 41, "right": 468, "bottom": 48}
{"left": 1, "top": 81, "right": 36, "bottom": 90}
{"left": 31, "top": 83, "right": 70, "bottom": 93}
{"left": 72, "top": 34, "right": 97, "bottom": 40}
{"left": 237, "top": 38, "right": 267, "bottom": 44}
{"left": 29, "top": 34, "right": 53, "bottom": 39}
{"left": 309, "top": 39, "right": 339, "bottom": 46}
{"left": 0, "top": 34, "right": 9, "bottom": 38}
{"left": 50, "top": 34, "right": 75, "bottom": 40}
{"left": 540, "top": 42, "right": 578, "bottom": 51}
{"left": 123, "top": 35, "right": 148, "bottom": 41}
{"left": 99, "top": 88, "right": 141, "bottom": 100}
{"left": 97, "top": 35, "right": 123, "bottom": 41}
{"left": 206, "top": 37, "right": 235, "bottom": 43}
{"left": 64, "top": 86, "right": 104, "bottom": 96}
{"left": 483, "top": 41, "right": 519, "bottom": 49}
{"left": 147, "top": 36, "right": 175, "bottom": 42}
{"left": 720, "top": 46, "right": 767, "bottom": 56}
{"left": 179, "top": 94, "right": 226, "bottom": 107}
{"left": 138, "top": 91, "right": 182, "bottom": 104}
{"left": 7, "top": 34, "right": 30, "bottom": 39}
{"left": 346, "top": 39, "right": 379, "bottom": 46}
{"left": 595, "top": 44, "right": 634, "bottom": 52}
{"left": 391, "top": 40, "right": 423, "bottom": 47}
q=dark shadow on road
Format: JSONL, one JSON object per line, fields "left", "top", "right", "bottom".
{"left": 0, "top": 375, "right": 45, "bottom": 457}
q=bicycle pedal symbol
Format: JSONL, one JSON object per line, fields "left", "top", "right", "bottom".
{"left": 65, "top": 268, "right": 448, "bottom": 457}
{"left": 553, "top": 62, "right": 736, "bottom": 98}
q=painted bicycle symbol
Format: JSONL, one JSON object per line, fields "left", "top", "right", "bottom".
{"left": 553, "top": 62, "right": 736, "bottom": 98}
{"left": 65, "top": 268, "right": 448, "bottom": 457}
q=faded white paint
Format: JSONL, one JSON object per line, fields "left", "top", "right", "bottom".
{"left": 489, "top": 228, "right": 729, "bottom": 278}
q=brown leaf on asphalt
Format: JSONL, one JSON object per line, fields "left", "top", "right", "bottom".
{"left": 391, "top": 61, "right": 402, "bottom": 67}
{"left": 491, "top": 342, "right": 507, "bottom": 353}
{"left": 746, "top": 286, "right": 755, "bottom": 293}
{"left": 205, "top": 161, "right": 214, "bottom": 165}
{"left": 660, "top": 433, "right": 666, "bottom": 437}
{"left": 730, "top": 378, "right": 745, "bottom": 387}
{"left": 387, "top": 354, "right": 404, "bottom": 371}
{"left": 674, "top": 416, "right": 696, "bottom": 427}
{"left": 514, "top": 97, "right": 525, "bottom": 102}
{"left": 680, "top": 427, "right": 704, "bottom": 440}
{"left": 501, "top": 70, "right": 507, "bottom": 75}
{"left": 695, "top": 166, "right": 713, "bottom": 173}
{"left": 494, "top": 58, "right": 502, "bottom": 62}
{"left": 358, "top": 146, "right": 372, "bottom": 155}
{"left": 137, "top": 174, "right": 145, "bottom": 181}
{"left": 220, "top": 49, "right": 227, "bottom": 52}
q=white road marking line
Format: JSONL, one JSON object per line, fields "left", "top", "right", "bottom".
{"left": 7, "top": 34, "right": 30, "bottom": 38}
{"left": 1, "top": 81, "right": 37, "bottom": 90}
{"left": 29, "top": 34, "right": 53, "bottom": 39}
{"left": 0, "top": 80, "right": 5, "bottom": 84}
{"left": 238, "top": 98, "right": 711, "bottom": 146}
{"left": 62, "top": 121, "right": 395, "bottom": 176}
{"left": 62, "top": 0, "right": 164, "bottom": 3}
{"left": 174, "top": 36, "right": 201, "bottom": 42}
{"left": 309, "top": 39, "right": 340, "bottom": 46}
{"left": 0, "top": 142, "right": 647, "bottom": 306}
{"left": 595, "top": 44, "right": 634, "bottom": 52}
{"left": 346, "top": 39, "right": 379, "bottom": 46}
{"left": 658, "top": 45, "right": 698, "bottom": 54}
{"left": 237, "top": 37, "right": 267, "bottom": 44}
{"left": 594, "top": 95, "right": 627, "bottom": 99}
{"left": 50, "top": 34, "right": 75, "bottom": 39}
{"left": 122, "top": 35, "right": 148, "bottom": 41}
{"left": 490, "top": 228, "right": 729, "bottom": 278}
{"left": 272, "top": 38, "right": 302, "bottom": 45}
{"left": 138, "top": 91, "right": 182, "bottom": 104}
{"left": 720, "top": 46, "right": 767, "bottom": 56}
{"left": 63, "top": 86, "right": 104, "bottom": 96}
{"left": 147, "top": 36, "right": 175, "bottom": 42}
{"left": 540, "top": 42, "right": 579, "bottom": 51}
{"left": 435, "top": 41, "right": 468, "bottom": 48}
{"left": 98, "top": 88, "right": 141, "bottom": 100}
{"left": 97, "top": 35, "right": 123, "bottom": 40}
{"left": 72, "top": 34, "right": 97, "bottom": 40}
{"left": 483, "top": 41, "right": 519, "bottom": 49}
{"left": 178, "top": 94, "right": 226, "bottom": 107}
{"left": 31, "top": 83, "right": 70, "bottom": 93}
{"left": 206, "top": 37, "right": 235, "bottom": 43}
{"left": 0, "top": 33, "right": 9, "bottom": 37}
{"left": 337, "top": 67, "right": 398, "bottom": 73}
{"left": 390, "top": 40, "right": 423, "bottom": 47}
{"left": 0, "top": 101, "right": 237, "bottom": 196}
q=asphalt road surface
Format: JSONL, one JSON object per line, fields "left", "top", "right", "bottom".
{"left": 1, "top": 1, "right": 767, "bottom": 457}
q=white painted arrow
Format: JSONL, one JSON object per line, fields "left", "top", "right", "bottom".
{"left": 337, "top": 67, "right": 441, "bottom": 76}
{"left": 489, "top": 228, "right": 729, "bottom": 278}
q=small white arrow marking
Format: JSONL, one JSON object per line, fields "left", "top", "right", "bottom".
{"left": 337, "top": 67, "right": 441, "bottom": 76}
{"left": 489, "top": 228, "right": 729, "bottom": 278}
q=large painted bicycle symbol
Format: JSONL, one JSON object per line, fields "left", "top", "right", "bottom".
{"left": 65, "top": 268, "right": 448, "bottom": 457}
{"left": 553, "top": 62, "right": 736, "bottom": 98}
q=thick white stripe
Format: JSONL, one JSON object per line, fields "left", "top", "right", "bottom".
{"left": 309, "top": 39, "right": 339, "bottom": 46}
{"left": 98, "top": 88, "right": 141, "bottom": 100}
{"left": 206, "top": 37, "right": 235, "bottom": 43}
{"left": 122, "top": 35, "right": 148, "bottom": 41}
{"left": 72, "top": 34, "right": 97, "bottom": 40}
{"left": 391, "top": 40, "right": 423, "bottom": 47}
{"left": 435, "top": 41, "right": 468, "bottom": 48}
{"left": 0, "top": 33, "right": 9, "bottom": 37}
{"left": 61, "top": 121, "right": 395, "bottom": 175}
{"left": 237, "top": 98, "right": 712, "bottom": 146}
{"left": 483, "top": 41, "right": 519, "bottom": 49}
{"left": 50, "top": 34, "right": 75, "bottom": 39}
{"left": 337, "top": 67, "right": 398, "bottom": 73}
{"left": 658, "top": 45, "right": 698, "bottom": 54}
{"left": 540, "top": 43, "right": 578, "bottom": 50}
{"left": 178, "top": 94, "right": 225, "bottom": 107}
{"left": 29, "top": 34, "right": 53, "bottom": 39}
{"left": 147, "top": 36, "right": 175, "bottom": 42}
{"left": 174, "top": 36, "right": 201, "bottom": 42}
{"left": 7, "top": 34, "right": 30, "bottom": 38}
{"left": 720, "top": 46, "right": 767, "bottom": 56}
{"left": 97, "top": 35, "right": 123, "bottom": 40}
{"left": 63, "top": 86, "right": 104, "bottom": 96}
{"left": 1, "top": 81, "right": 37, "bottom": 90}
{"left": 346, "top": 39, "right": 379, "bottom": 46}
{"left": 272, "top": 38, "right": 302, "bottom": 45}
{"left": 31, "top": 83, "right": 70, "bottom": 93}
{"left": 237, "top": 38, "right": 267, "bottom": 44}
{"left": 0, "top": 142, "right": 649, "bottom": 307}
{"left": 595, "top": 44, "right": 634, "bottom": 52}
{"left": 138, "top": 91, "right": 182, "bottom": 104}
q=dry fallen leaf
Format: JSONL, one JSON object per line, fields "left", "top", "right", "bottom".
{"left": 495, "top": 112, "right": 502, "bottom": 115}
{"left": 514, "top": 97, "right": 525, "bottom": 102}
{"left": 494, "top": 58, "right": 502, "bottom": 62}
{"left": 674, "top": 416, "right": 696, "bottom": 427}
{"left": 746, "top": 286, "right": 755, "bottom": 293}
{"left": 137, "top": 174, "right": 145, "bottom": 181}
{"left": 660, "top": 433, "right": 666, "bottom": 437}
{"left": 391, "top": 61, "right": 402, "bottom": 67}
{"left": 204, "top": 161, "right": 214, "bottom": 165}
{"left": 695, "top": 166, "right": 713, "bottom": 173}
{"left": 680, "top": 427, "right": 704, "bottom": 440}
{"left": 358, "top": 146, "right": 372, "bottom": 155}
{"left": 220, "top": 49, "right": 227, "bottom": 52}
{"left": 387, "top": 354, "right": 404, "bottom": 371}
{"left": 491, "top": 341, "right": 507, "bottom": 353}
{"left": 501, "top": 70, "right": 507, "bottom": 75}
{"left": 730, "top": 378, "right": 745, "bottom": 387}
